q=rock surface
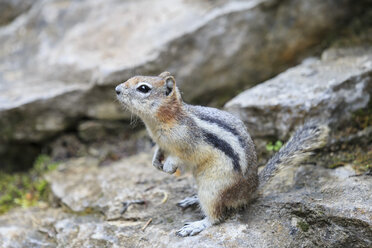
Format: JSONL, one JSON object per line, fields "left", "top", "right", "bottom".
{"left": 0, "top": 1, "right": 371, "bottom": 247}
{"left": 0, "top": 0, "right": 34, "bottom": 25}
{"left": 0, "top": 0, "right": 360, "bottom": 148}
{"left": 0, "top": 152, "right": 371, "bottom": 247}
{"left": 225, "top": 47, "right": 372, "bottom": 140}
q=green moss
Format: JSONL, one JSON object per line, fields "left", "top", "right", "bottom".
{"left": 166, "top": 217, "right": 174, "bottom": 223}
{"left": 352, "top": 149, "right": 372, "bottom": 173}
{"left": 297, "top": 220, "right": 310, "bottom": 232}
{"left": 328, "top": 161, "right": 345, "bottom": 169}
{"left": 0, "top": 154, "right": 59, "bottom": 215}
{"left": 266, "top": 140, "right": 283, "bottom": 152}
{"left": 324, "top": 147, "right": 371, "bottom": 173}
{"left": 327, "top": 153, "right": 355, "bottom": 169}
{"left": 351, "top": 102, "right": 372, "bottom": 131}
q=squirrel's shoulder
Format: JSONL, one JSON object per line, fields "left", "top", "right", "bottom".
{"left": 185, "top": 104, "right": 246, "bottom": 129}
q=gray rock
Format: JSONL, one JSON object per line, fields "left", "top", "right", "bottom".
{"left": 1, "top": 152, "right": 370, "bottom": 247}
{"left": 77, "top": 120, "right": 129, "bottom": 142}
{"left": 0, "top": 207, "right": 63, "bottom": 248}
{"left": 0, "top": 0, "right": 360, "bottom": 147}
{"left": 225, "top": 47, "right": 372, "bottom": 140}
{"left": 0, "top": 0, "right": 34, "bottom": 25}
{"left": 44, "top": 153, "right": 195, "bottom": 220}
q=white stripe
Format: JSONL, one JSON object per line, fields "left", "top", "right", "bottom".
{"left": 191, "top": 115, "right": 247, "bottom": 171}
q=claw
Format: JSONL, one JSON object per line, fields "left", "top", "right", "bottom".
{"left": 176, "top": 218, "right": 211, "bottom": 237}
{"left": 177, "top": 195, "right": 199, "bottom": 209}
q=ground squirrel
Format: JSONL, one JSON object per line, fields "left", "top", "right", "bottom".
{"left": 115, "top": 72, "right": 329, "bottom": 237}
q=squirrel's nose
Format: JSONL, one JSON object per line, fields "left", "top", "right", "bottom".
{"left": 115, "top": 86, "right": 122, "bottom": 95}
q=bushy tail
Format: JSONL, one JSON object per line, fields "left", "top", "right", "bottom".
{"left": 258, "top": 123, "right": 329, "bottom": 191}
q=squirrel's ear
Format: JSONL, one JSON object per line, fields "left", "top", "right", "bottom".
{"left": 164, "top": 76, "right": 176, "bottom": 96}
{"left": 159, "top": 71, "right": 171, "bottom": 78}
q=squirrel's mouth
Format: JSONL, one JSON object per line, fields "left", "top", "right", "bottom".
{"left": 119, "top": 99, "right": 129, "bottom": 107}
{"left": 116, "top": 94, "right": 129, "bottom": 106}
{"left": 117, "top": 95, "right": 137, "bottom": 113}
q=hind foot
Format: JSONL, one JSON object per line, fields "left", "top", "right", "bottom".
{"left": 177, "top": 195, "right": 199, "bottom": 209}
{"left": 176, "top": 218, "right": 211, "bottom": 237}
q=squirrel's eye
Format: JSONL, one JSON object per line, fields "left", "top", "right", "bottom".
{"left": 136, "top": 85, "right": 151, "bottom": 93}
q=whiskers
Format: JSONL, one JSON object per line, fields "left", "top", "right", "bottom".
{"left": 129, "top": 108, "right": 139, "bottom": 127}
{"left": 115, "top": 98, "right": 141, "bottom": 127}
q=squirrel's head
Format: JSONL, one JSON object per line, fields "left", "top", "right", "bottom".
{"left": 115, "top": 72, "right": 183, "bottom": 122}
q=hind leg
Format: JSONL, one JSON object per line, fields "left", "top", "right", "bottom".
{"left": 175, "top": 191, "right": 221, "bottom": 237}
{"left": 175, "top": 195, "right": 217, "bottom": 237}
{"left": 176, "top": 218, "right": 211, "bottom": 237}
{"left": 176, "top": 175, "right": 227, "bottom": 236}
{"left": 177, "top": 195, "right": 199, "bottom": 209}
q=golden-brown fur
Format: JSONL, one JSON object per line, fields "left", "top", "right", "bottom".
{"left": 125, "top": 75, "right": 165, "bottom": 88}
{"left": 156, "top": 94, "right": 183, "bottom": 125}
{"left": 115, "top": 72, "right": 329, "bottom": 237}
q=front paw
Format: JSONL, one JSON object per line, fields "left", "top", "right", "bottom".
{"left": 152, "top": 158, "right": 164, "bottom": 171}
{"left": 152, "top": 147, "right": 165, "bottom": 171}
{"left": 152, "top": 153, "right": 164, "bottom": 171}
{"left": 163, "top": 157, "right": 178, "bottom": 174}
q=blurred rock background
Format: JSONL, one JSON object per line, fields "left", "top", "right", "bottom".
{"left": 0, "top": 0, "right": 371, "bottom": 247}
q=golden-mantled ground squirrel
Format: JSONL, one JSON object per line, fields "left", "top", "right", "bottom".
{"left": 115, "top": 72, "right": 329, "bottom": 237}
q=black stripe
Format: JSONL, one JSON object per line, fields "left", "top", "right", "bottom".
{"left": 202, "top": 130, "right": 241, "bottom": 172}
{"left": 197, "top": 115, "right": 246, "bottom": 148}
